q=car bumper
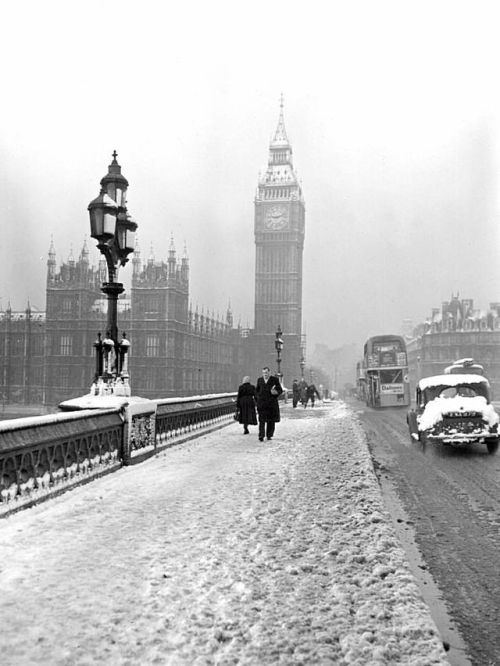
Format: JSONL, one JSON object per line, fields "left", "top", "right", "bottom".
{"left": 423, "top": 431, "right": 496, "bottom": 445}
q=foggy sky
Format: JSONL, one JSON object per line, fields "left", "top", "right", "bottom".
{"left": 1, "top": 0, "right": 499, "bottom": 353}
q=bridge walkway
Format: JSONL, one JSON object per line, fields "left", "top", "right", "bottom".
{"left": 0, "top": 402, "right": 447, "bottom": 665}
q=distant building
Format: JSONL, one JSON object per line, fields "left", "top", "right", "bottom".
{"left": 0, "top": 304, "right": 45, "bottom": 406}
{"left": 43, "top": 236, "right": 247, "bottom": 405}
{"left": 407, "top": 294, "right": 500, "bottom": 396}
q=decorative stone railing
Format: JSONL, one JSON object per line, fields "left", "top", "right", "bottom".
{"left": 126, "top": 394, "right": 237, "bottom": 462}
{"left": 0, "top": 393, "right": 237, "bottom": 517}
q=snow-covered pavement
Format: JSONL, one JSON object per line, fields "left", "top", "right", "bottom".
{"left": 0, "top": 401, "right": 448, "bottom": 665}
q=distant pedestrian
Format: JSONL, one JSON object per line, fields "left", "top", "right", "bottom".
{"left": 255, "top": 366, "right": 283, "bottom": 441}
{"left": 299, "top": 379, "right": 308, "bottom": 407}
{"left": 292, "top": 379, "right": 300, "bottom": 408}
{"left": 305, "top": 383, "right": 321, "bottom": 408}
{"left": 236, "top": 376, "right": 257, "bottom": 434}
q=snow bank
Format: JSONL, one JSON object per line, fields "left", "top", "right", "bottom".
{"left": 0, "top": 401, "right": 448, "bottom": 665}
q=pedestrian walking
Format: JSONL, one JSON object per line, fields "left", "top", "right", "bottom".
{"left": 305, "top": 382, "right": 321, "bottom": 408}
{"left": 299, "top": 379, "right": 308, "bottom": 407}
{"left": 292, "top": 379, "right": 300, "bottom": 408}
{"left": 236, "top": 376, "right": 257, "bottom": 434}
{"left": 255, "top": 366, "right": 283, "bottom": 441}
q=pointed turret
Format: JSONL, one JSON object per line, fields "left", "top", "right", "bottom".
{"left": 148, "top": 243, "right": 155, "bottom": 266}
{"left": 271, "top": 93, "right": 290, "bottom": 146}
{"left": 47, "top": 237, "right": 56, "bottom": 282}
{"left": 168, "top": 233, "right": 176, "bottom": 274}
{"left": 80, "top": 237, "right": 89, "bottom": 265}
{"left": 268, "top": 93, "right": 292, "bottom": 166}
{"left": 256, "top": 94, "right": 303, "bottom": 202}
{"left": 181, "top": 240, "right": 189, "bottom": 282}
{"left": 132, "top": 236, "right": 141, "bottom": 278}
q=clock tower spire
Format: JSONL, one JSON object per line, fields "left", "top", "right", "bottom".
{"left": 252, "top": 97, "right": 305, "bottom": 383}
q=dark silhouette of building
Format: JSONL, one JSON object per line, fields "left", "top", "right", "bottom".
{"left": 129, "top": 237, "right": 242, "bottom": 398}
{"left": 0, "top": 303, "right": 45, "bottom": 407}
{"left": 44, "top": 238, "right": 114, "bottom": 405}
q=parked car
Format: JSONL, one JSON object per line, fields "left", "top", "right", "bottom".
{"left": 444, "top": 357, "right": 485, "bottom": 376}
{"left": 407, "top": 373, "right": 499, "bottom": 454}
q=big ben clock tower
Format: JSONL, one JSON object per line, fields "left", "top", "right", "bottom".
{"left": 252, "top": 97, "right": 305, "bottom": 382}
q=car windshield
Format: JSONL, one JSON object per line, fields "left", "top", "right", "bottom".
{"left": 423, "top": 382, "right": 489, "bottom": 403}
{"left": 438, "top": 386, "right": 478, "bottom": 398}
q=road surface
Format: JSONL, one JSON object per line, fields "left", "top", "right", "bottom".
{"left": 356, "top": 400, "right": 500, "bottom": 666}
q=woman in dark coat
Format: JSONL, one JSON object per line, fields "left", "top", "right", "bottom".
{"left": 236, "top": 376, "right": 257, "bottom": 434}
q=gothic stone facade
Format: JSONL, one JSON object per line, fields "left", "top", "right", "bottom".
{"left": 0, "top": 238, "right": 246, "bottom": 406}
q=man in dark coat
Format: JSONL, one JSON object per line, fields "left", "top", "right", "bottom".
{"left": 305, "top": 382, "right": 321, "bottom": 408}
{"left": 292, "top": 379, "right": 300, "bottom": 408}
{"left": 299, "top": 379, "right": 308, "bottom": 407}
{"left": 255, "top": 366, "right": 283, "bottom": 441}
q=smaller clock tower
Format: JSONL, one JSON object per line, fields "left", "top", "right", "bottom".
{"left": 252, "top": 98, "right": 305, "bottom": 382}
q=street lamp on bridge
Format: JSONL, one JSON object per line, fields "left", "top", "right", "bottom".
{"left": 300, "top": 356, "right": 305, "bottom": 381}
{"left": 88, "top": 151, "right": 137, "bottom": 396}
{"left": 275, "top": 325, "right": 284, "bottom": 383}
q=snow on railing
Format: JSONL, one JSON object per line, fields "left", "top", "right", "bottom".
{"left": 0, "top": 393, "right": 237, "bottom": 517}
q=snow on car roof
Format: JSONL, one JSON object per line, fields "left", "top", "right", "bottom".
{"left": 418, "top": 374, "right": 489, "bottom": 390}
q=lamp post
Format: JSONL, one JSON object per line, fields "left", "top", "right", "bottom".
{"left": 88, "top": 152, "right": 137, "bottom": 396}
{"left": 275, "top": 325, "right": 284, "bottom": 383}
{"left": 300, "top": 356, "right": 305, "bottom": 381}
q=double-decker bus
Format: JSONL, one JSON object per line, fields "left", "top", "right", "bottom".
{"left": 363, "top": 334, "right": 410, "bottom": 408}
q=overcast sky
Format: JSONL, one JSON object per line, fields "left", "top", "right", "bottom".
{"left": 1, "top": 0, "right": 499, "bottom": 352}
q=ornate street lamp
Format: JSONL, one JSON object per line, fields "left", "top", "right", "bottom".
{"left": 300, "top": 356, "right": 305, "bottom": 381}
{"left": 88, "top": 151, "right": 137, "bottom": 396}
{"left": 275, "top": 325, "right": 284, "bottom": 382}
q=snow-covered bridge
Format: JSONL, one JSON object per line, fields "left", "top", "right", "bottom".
{"left": 0, "top": 402, "right": 448, "bottom": 665}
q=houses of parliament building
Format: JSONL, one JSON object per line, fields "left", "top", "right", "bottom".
{"left": 0, "top": 102, "right": 307, "bottom": 407}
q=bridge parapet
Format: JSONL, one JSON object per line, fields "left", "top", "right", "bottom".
{"left": 0, "top": 393, "right": 237, "bottom": 517}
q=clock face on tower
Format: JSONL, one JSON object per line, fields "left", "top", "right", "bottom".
{"left": 265, "top": 205, "right": 289, "bottom": 230}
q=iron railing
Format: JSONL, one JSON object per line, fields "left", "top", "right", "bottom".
{"left": 0, "top": 393, "right": 237, "bottom": 516}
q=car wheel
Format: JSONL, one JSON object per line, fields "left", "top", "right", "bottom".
{"left": 486, "top": 438, "right": 499, "bottom": 454}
